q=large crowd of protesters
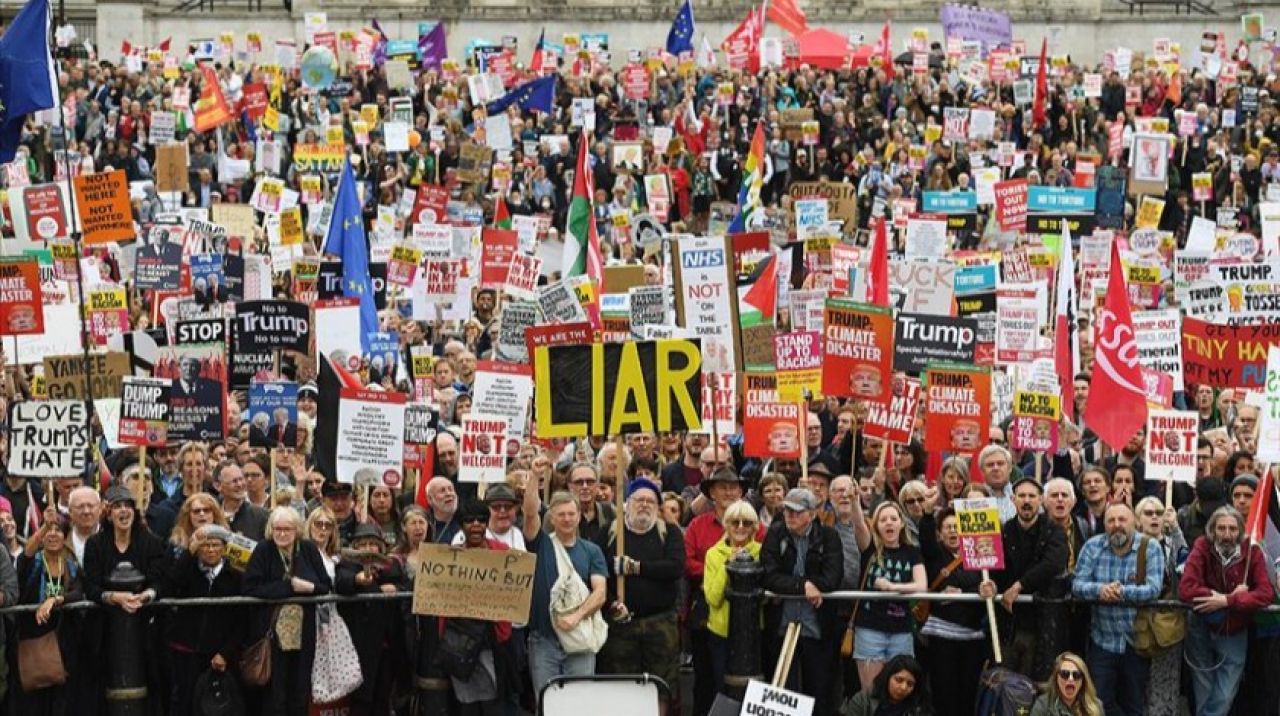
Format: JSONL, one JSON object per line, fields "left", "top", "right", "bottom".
{"left": 0, "top": 17, "right": 1278, "bottom": 716}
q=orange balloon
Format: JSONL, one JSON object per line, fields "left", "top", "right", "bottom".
{"left": 408, "top": 130, "right": 422, "bottom": 148}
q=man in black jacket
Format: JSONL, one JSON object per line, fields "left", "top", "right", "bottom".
{"left": 761, "top": 488, "right": 844, "bottom": 716}
{"left": 165, "top": 525, "right": 243, "bottom": 716}
{"left": 594, "top": 478, "right": 685, "bottom": 714}
{"left": 980, "top": 476, "right": 1068, "bottom": 681}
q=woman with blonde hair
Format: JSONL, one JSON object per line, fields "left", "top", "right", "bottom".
{"left": 852, "top": 501, "right": 927, "bottom": 690}
{"left": 1134, "top": 495, "right": 1187, "bottom": 716}
{"left": 1030, "top": 652, "right": 1104, "bottom": 716}
{"left": 305, "top": 506, "right": 341, "bottom": 580}
{"left": 702, "top": 500, "right": 762, "bottom": 698}
{"left": 167, "top": 493, "right": 227, "bottom": 555}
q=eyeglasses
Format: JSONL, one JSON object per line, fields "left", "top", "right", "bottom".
{"left": 1139, "top": 510, "right": 1159, "bottom": 517}
{"left": 312, "top": 521, "right": 335, "bottom": 529}
{"left": 571, "top": 479, "right": 598, "bottom": 487}
{"left": 489, "top": 503, "right": 515, "bottom": 512}
{"left": 460, "top": 515, "right": 487, "bottom": 525}
{"left": 1057, "top": 669, "right": 1083, "bottom": 682}
{"left": 729, "top": 519, "right": 756, "bottom": 528}
{"left": 902, "top": 497, "right": 925, "bottom": 505}
{"left": 272, "top": 526, "right": 296, "bottom": 533}
{"left": 191, "top": 507, "right": 213, "bottom": 515}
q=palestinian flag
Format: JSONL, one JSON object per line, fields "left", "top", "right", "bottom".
{"left": 738, "top": 254, "right": 778, "bottom": 328}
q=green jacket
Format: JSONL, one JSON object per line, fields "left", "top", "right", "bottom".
{"left": 840, "top": 691, "right": 931, "bottom": 716}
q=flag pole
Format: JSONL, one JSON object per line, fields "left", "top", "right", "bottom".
{"left": 52, "top": 43, "right": 100, "bottom": 487}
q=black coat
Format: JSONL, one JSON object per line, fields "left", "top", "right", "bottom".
{"left": 335, "top": 557, "right": 409, "bottom": 705}
{"left": 163, "top": 550, "right": 244, "bottom": 658}
{"left": 242, "top": 538, "right": 333, "bottom": 702}
{"left": 991, "top": 516, "right": 1068, "bottom": 630}
{"left": 81, "top": 527, "right": 171, "bottom": 603}
{"left": 760, "top": 520, "right": 844, "bottom": 639}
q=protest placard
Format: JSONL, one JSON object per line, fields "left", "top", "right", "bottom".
{"left": 1145, "top": 409, "right": 1199, "bottom": 484}
{"left": 73, "top": 170, "right": 133, "bottom": 245}
{"left": 774, "top": 331, "right": 822, "bottom": 402}
{"left": 43, "top": 352, "right": 130, "bottom": 401}
{"left": 410, "top": 543, "right": 536, "bottom": 623}
{"left": 673, "top": 235, "right": 738, "bottom": 374}
{"left": 460, "top": 413, "right": 512, "bottom": 482}
{"left": 1181, "top": 318, "right": 1280, "bottom": 389}
{"left": 0, "top": 259, "right": 42, "bottom": 335}
{"left": 1132, "top": 309, "right": 1184, "bottom": 390}
{"left": 494, "top": 301, "right": 539, "bottom": 364}
{"left": 863, "top": 376, "right": 922, "bottom": 445}
{"left": 505, "top": 253, "right": 542, "bottom": 301}
{"left": 248, "top": 381, "right": 299, "bottom": 449}
{"left": 119, "top": 377, "right": 172, "bottom": 447}
{"left": 471, "top": 362, "right": 534, "bottom": 440}
{"left": 1009, "top": 390, "right": 1060, "bottom": 453}
{"left": 889, "top": 260, "right": 956, "bottom": 316}
{"left": 954, "top": 498, "right": 1005, "bottom": 571}
{"left": 924, "top": 363, "right": 991, "bottom": 454}
{"left": 821, "top": 300, "right": 894, "bottom": 401}
{"left": 336, "top": 388, "right": 406, "bottom": 486}
{"left": 740, "top": 681, "right": 815, "bottom": 716}
{"left": 893, "top": 313, "right": 978, "bottom": 373}
{"left": 743, "top": 401, "right": 803, "bottom": 459}
{"left": 533, "top": 339, "right": 703, "bottom": 437}
{"left": 234, "top": 301, "right": 310, "bottom": 354}
{"left": 699, "top": 371, "right": 737, "bottom": 437}
{"left": 6, "top": 400, "right": 89, "bottom": 478}
{"left": 1257, "top": 346, "right": 1280, "bottom": 463}
{"left": 154, "top": 342, "right": 227, "bottom": 442}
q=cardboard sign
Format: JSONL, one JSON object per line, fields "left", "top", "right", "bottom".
{"left": 954, "top": 497, "right": 1005, "bottom": 571}
{"left": 740, "top": 681, "right": 815, "bottom": 716}
{"left": 410, "top": 543, "right": 536, "bottom": 623}
{"left": 234, "top": 300, "right": 311, "bottom": 354}
{"left": 924, "top": 363, "right": 991, "bottom": 454}
{"left": 73, "top": 170, "right": 134, "bottom": 245}
{"left": 6, "top": 400, "right": 89, "bottom": 478}
{"left": 533, "top": 339, "right": 703, "bottom": 437}
{"left": 335, "top": 387, "right": 407, "bottom": 485}
{"left": 119, "top": 377, "right": 172, "bottom": 447}
{"left": 1145, "top": 409, "right": 1198, "bottom": 484}
{"left": 0, "top": 259, "right": 43, "bottom": 335}
{"left": 43, "top": 352, "right": 130, "bottom": 401}
{"left": 459, "top": 413, "right": 512, "bottom": 483}
{"left": 821, "top": 300, "right": 894, "bottom": 401}
{"left": 743, "top": 401, "right": 803, "bottom": 459}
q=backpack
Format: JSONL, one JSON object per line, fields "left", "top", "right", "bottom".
{"left": 974, "top": 666, "right": 1037, "bottom": 716}
{"left": 434, "top": 618, "right": 491, "bottom": 680}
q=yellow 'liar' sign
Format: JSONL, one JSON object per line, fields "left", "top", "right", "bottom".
{"left": 534, "top": 339, "right": 703, "bottom": 437}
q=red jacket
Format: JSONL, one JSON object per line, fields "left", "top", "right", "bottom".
{"left": 1179, "top": 536, "right": 1275, "bottom": 634}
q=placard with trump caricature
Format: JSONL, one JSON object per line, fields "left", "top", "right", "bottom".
{"left": 821, "top": 299, "right": 894, "bottom": 401}
{"left": 924, "top": 363, "right": 992, "bottom": 455}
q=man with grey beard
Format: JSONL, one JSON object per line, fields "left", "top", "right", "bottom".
{"left": 592, "top": 477, "right": 685, "bottom": 716}
{"left": 1072, "top": 503, "right": 1165, "bottom": 716}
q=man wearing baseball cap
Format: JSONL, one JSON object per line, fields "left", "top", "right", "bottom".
{"left": 760, "top": 488, "right": 844, "bottom": 716}
{"left": 593, "top": 477, "right": 685, "bottom": 710}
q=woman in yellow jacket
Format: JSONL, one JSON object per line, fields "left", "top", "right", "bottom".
{"left": 703, "top": 500, "right": 762, "bottom": 696}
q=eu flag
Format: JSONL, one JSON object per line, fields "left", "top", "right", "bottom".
{"left": 0, "top": 0, "right": 57, "bottom": 163}
{"left": 666, "top": 0, "right": 696, "bottom": 56}
{"left": 485, "top": 75, "right": 557, "bottom": 115}
{"left": 323, "top": 158, "right": 378, "bottom": 353}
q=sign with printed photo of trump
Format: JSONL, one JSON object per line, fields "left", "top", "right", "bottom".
{"left": 249, "top": 381, "right": 299, "bottom": 449}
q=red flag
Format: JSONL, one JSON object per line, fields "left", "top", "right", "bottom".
{"left": 1245, "top": 467, "right": 1274, "bottom": 547}
{"left": 414, "top": 443, "right": 437, "bottom": 510}
{"left": 867, "top": 217, "right": 890, "bottom": 306}
{"left": 767, "top": 0, "right": 809, "bottom": 38}
{"left": 1032, "top": 38, "right": 1048, "bottom": 129}
{"left": 1084, "top": 241, "right": 1149, "bottom": 450}
{"left": 529, "top": 28, "right": 545, "bottom": 73}
{"left": 194, "top": 64, "right": 233, "bottom": 133}
{"left": 158, "top": 38, "right": 172, "bottom": 54}
{"left": 121, "top": 40, "right": 132, "bottom": 57}
{"left": 880, "top": 21, "right": 895, "bottom": 81}
{"left": 740, "top": 254, "right": 778, "bottom": 323}
{"left": 721, "top": 4, "right": 764, "bottom": 71}
{"left": 1165, "top": 71, "right": 1182, "bottom": 107}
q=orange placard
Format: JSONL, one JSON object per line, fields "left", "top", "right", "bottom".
{"left": 743, "top": 401, "right": 803, "bottom": 459}
{"left": 73, "top": 170, "right": 134, "bottom": 245}
{"left": 821, "top": 299, "right": 895, "bottom": 401}
{"left": 924, "top": 363, "right": 992, "bottom": 455}
{"left": 0, "top": 259, "right": 43, "bottom": 335}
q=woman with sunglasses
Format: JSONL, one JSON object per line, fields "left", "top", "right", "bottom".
{"left": 1030, "top": 652, "right": 1103, "bottom": 716}
{"left": 167, "top": 493, "right": 228, "bottom": 557}
{"left": 1134, "top": 495, "right": 1187, "bottom": 716}
{"left": 305, "top": 507, "right": 341, "bottom": 581}
{"left": 703, "top": 500, "right": 762, "bottom": 698}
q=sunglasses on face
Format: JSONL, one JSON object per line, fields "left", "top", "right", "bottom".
{"left": 460, "top": 515, "right": 488, "bottom": 525}
{"left": 902, "top": 497, "right": 924, "bottom": 505}
{"left": 1057, "top": 669, "right": 1083, "bottom": 682}
{"left": 729, "top": 519, "right": 756, "bottom": 528}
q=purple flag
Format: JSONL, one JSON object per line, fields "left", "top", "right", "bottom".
{"left": 371, "top": 18, "right": 388, "bottom": 66}
{"left": 418, "top": 22, "right": 446, "bottom": 70}
{"left": 939, "top": 4, "right": 1012, "bottom": 48}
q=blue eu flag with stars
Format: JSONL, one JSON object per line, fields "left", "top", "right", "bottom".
{"left": 666, "top": 0, "right": 696, "bottom": 56}
{"left": 0, "top": 0, "right": 57, "bottom": 164}
{"left": 323, "top": 157, "right": 378, "bottom": 353}
{"left": 485, "top": 75, "right": 557, "bottom": 116}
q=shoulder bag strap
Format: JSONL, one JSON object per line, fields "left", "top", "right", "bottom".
{"left": 929, "top": 555, "right": 965, "bottom": 592}
{"left": 1136, "top": 536, "right": 1149, "bottom": 585}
